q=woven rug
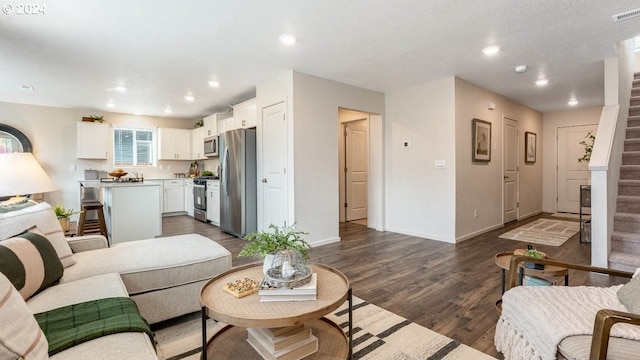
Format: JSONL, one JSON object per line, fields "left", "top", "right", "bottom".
{"left": 551, "top": 212, "right": 590, "bottom": 220}
{"left": 154, "top": 296, "right": 496, "bottom": 360}
{"left": 499, "top": 218, "right": 579, "bottom": 246}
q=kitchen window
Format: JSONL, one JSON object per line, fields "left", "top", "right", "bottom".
{"left": 113, "top": 127, "right": 155, "bottom": 167}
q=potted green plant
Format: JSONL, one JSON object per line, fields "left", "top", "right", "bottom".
{"left": 239, "top": 224, "right": 311, "bottom": 273}
{"left": 52, "top": 203, "right": 82, "bottom": 232}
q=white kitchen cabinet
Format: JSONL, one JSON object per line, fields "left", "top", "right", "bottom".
{"left": 203, "top": 112, "right": 233, "bottom": 136}
{"left": 158, "top": 128, "right": 191, "bottom": 160}
{"left": 217, "top": 116, "right": 236, "bottom": 135}
{"left": 101, "top": 183, "right": 161, "bottom": 244}
{"left": 184, "top": 179, "right": 194, "bottom": 217}
{"left": 233, "top": 98, "right": 257, "bottom": 129}
{"left": 191, "top": 126, "right": 206, "bottom": 160}
{"left": 206, "top": 180, "right": 220, "bottom": 225}
{"left": 77, "top": 122, "right": 110, "bottom": 159}
{"left": 163, "top": 179, "right": 185, "bottom": 213}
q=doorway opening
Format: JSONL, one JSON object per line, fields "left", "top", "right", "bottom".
{"left": 556, "top": 124, "right": 597, "bottom": 213}
{"left": 338, "top": 109, "right": 370, "bottom": 227}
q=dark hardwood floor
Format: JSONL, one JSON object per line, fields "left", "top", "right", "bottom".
{"left": 161, "top": 213, "right": 623, "bottom": 358}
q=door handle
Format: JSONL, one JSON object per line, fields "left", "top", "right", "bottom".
{"left": 504, "top": 176, "right": 508, "bottom": 179}
{"left": 262, "top": 178, "right": 268, "bottom": 183}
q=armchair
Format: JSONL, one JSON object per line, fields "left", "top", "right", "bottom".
{"left": 496, "top": 255, "right": 640, "bottom": 360}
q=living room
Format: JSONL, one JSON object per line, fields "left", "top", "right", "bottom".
{"left": 2, "top": 2, "right": 640, "bottom": 360}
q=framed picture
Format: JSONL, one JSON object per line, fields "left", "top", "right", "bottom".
{"left": 525, "top": 131, "right": 536, "bottom": 163}
{"left": 472, "top": 118, "right": 491, "bottom": 162}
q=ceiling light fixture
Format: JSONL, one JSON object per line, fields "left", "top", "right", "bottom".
{"left": 279, "top": 33, "right": 297, "bottom": 46}
{"left": 106, "top": 101, "right": 115, "bottom": 107}
{"left": 208, "top": 80, "right": 220, "bottom": 88}
{"left": 164, "top": 107, "right": 172, "bottom": 114}
{"left": 184, "top": 95, "right": 195, "bottom": 102}
{"left": 18, "top": 85, "right": 34, "bottom": 91}
{"left": 568, "top": 98, "right": 578, "bottom": 106}
{"left": 515, "top": 65, "right": 527, "bottom": 73}
{"left": 482, "top": 45, "right": 500, "bottom": 56}
{"left": 535, "top": 79, "right": 549, "bottom": 86}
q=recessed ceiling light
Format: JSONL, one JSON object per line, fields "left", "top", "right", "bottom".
{"left": 482, "top": 45, "right": 500, "bottom": 56}
{"left": 184, "top": 95, "right": 195, "bottom": 102}
{"left": 515, "top": 65, "right": 527, "bottom": 73}
{"left": 568, "top": 99, "right": 578, "bottom": 106}
{"left": 164, "top": 107, "right": 172, "bottom": 114}
{"left": 535, "top": 79, "right": 549, "bottom": 86}
{"left": 19, "top": 85, "right": 34, "bottom": 91}
{"left": 208, "top": 80, "right": 220, "bottom": 88}
{"left": 279, "top": 33, "right": 297, "bottom": 46}
{"left": 106, "top": 101, "right": 115, "bottom": 107}
{"left": 114, "top": 86, "right": 127, "bottom": 92}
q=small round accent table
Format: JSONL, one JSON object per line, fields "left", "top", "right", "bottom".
{"left": 495, "top": 251, "right": 569, "bottom": 294}
{"left": 200, "top": 263, "right": 352, "bottom": 359}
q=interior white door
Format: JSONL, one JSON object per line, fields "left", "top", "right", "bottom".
{"left": 261, "top": 102, "right": 288, "bottom": 228}
{"left": 557, "top": 125, "right": 598, "bottom": 213}
{"left": 503, "top": 118, "right": 519, "bottom": 223}
{"left": 345, "top": 121, "right": 368, "bottom": 221}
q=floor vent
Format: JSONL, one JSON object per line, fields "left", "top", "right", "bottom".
{"left": 613, "top": 8, "right": 640, "bottom": 22}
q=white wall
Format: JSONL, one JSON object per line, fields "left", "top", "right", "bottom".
{"left": 541, "top": 106, "right": 602, "bottom": 213}
{"left": 455, "top": 78, "right": 543, "bottom": 241}
{"left": 385, "top": 77, "right": 457, "bottom": 242}
{"left": 0, "top": 101, "right": 197, "bottom": 217}
{"left": 291, "top": 72, "right": 385, "bottom": 246}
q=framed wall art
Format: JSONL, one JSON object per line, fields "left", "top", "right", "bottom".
{"left": 525, "top": 131, "right": 536, "bottom": 163}
{"left": 472, "top": 118, "right": 491, "bottom": 162}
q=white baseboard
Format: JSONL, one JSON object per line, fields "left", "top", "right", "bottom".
{"left": 455, "top": 223, "right": 504, "bottom": 243}
{"left": 519, "top": 210, "right": 542, "bottom": 220}
{"left": 384, "top": 226, "right": 455, "bottom": 244}
{"left": 310, "top": 237, "right": 340, "bottom": 247}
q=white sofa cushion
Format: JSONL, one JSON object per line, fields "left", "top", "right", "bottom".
{"left": 27, "top": 273, "right": 128, "bottom": 314}
{"left": 49, "top": 332, "right": 157, "bottom": 360}
{"left": 60, "top": 234, "right": 232, "bottom": 295}
{"left": 0, "top": 202, "right": 76, "bottom": 267}
{"left": 0, "top": 272, "right": 49, "bottom": 360}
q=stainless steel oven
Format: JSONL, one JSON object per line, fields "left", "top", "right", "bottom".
{"left": 193, "top": 180, "right": 207, "bottom": 222}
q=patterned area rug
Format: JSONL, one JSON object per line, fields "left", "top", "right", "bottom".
{"left": 499, "top": 218, "right": 579, "bottom": 246}
{"left": 551, "top": 213, "right": 590, "bottom": 220}
{"left": 154, "top": 296, "right": 496, "bottom": 360}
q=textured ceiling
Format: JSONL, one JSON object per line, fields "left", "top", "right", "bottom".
{"left": 1, "top": 1, "right": 639, "bottom": 119}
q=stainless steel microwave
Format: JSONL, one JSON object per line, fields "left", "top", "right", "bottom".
{"left": 204, "top": 135, "right": 219, "bottom": 157}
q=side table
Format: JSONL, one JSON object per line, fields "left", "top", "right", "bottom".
{"left": 495, "top": 252, "right": 569, "bottom": 294}
{"left": 200, "top": 263, "right": 352, "bottom": 360}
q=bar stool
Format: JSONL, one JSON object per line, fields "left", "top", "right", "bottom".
{"left": 77, "top": 200, "right": 108, "bottom": 241}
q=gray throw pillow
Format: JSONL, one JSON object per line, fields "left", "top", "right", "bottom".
{"left": 617, "top": 275, "right": 640, "bottom": 314}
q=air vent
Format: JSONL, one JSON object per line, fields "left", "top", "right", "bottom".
{"left": 612, "top": 8, "right": 640, "bottom": 22}
{"left": 18, "top": 85, "right": 34, "bottom": 91}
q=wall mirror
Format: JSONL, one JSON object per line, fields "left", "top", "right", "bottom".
{"left": 0, "top": 124, "right": 32, "bottom": 153}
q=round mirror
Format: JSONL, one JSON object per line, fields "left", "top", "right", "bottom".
{"left": 0, "top": 124, "right": 32, "bottom": 153}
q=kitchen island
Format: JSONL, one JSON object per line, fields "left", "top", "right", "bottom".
{"left": 82, "top": 181, "right": 161, "bottom": 245}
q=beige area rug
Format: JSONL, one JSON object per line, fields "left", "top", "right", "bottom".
{"left": 551, "top": 212, "right": 590, "bottom": 220}
{"left": 154, "top": 296, "right": 496, "bottom": 360}
{"left": 499, "top": 218, "right": 580, "bottom": 246}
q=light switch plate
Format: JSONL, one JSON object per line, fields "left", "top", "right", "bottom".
{"left": 434, "top": 160, "right": 446, "bottom": 169}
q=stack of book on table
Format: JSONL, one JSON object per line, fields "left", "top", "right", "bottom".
{"left": 247, "top": 325, "right": 318, "bottom": 360}
{"left": 259, "top": 273, "right": 317, "bottom": 302}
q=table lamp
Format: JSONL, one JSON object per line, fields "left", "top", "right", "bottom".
{"left": 0, "top": 152, "right": 57, "bottom": 206}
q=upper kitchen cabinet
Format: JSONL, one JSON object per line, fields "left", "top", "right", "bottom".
{"left": 77, "top": 121, "right": 110, "bottom": 159}
{"left": 203, "top": 112, "right": 232, "bottom": 136}
{"left": 217, "top": 116, "right": 235, "bottom": 135}
{"left": 233, "top": 98, "right": 257, "bottom": 129}
{"left": 157, "top": 128, "right": 191, "bottom": 160}
{"left": 191, "top": 126, "right": 206, "bottom": 160}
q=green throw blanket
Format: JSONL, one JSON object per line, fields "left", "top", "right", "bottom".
{"left": 35, "top": 297, "right": 154, "bottom": 356}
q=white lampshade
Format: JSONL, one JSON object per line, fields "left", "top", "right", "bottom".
{"left": 0, "top": 152, "right": 57, "bottom": 197}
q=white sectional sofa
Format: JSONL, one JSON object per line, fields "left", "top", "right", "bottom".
{"left": 0, "top": 202, "right": 232, "bottom": 359}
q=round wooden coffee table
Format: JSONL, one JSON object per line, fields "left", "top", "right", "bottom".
{"left": 199, "top": 263, "right": 352, "bottom": 359}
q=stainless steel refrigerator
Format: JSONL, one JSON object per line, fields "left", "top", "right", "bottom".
{"left": 219, "top": 128, "right": 257, "bottom": 238}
